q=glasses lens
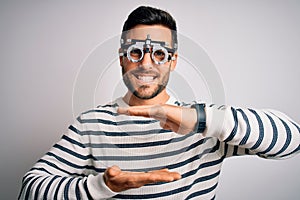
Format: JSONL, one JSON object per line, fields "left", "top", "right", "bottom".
{"left": 130, "top": 48, "right": 142, "bottom": 59}
{"left": 152, "top": 47, "right": 169, "bottom": 64}
{"left": 127, "top": 45, "right": 143, "bottom": 62}
{"left": 153, "top": 49, "right": 166, "bottom": 62}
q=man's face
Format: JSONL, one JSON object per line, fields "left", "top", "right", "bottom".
{"left": 120, "top": 25, "right": 177, "bottom": 99}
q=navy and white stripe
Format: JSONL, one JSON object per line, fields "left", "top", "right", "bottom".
{"left": 19, "top": 97, "right": 300, "bottom": 199}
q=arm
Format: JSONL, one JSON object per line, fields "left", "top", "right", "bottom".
{"left": 118, "top": 104, "right": 300, "bottom": 159}
{"left": 205, "top": 104, "right": 300, "bottom": 158}
{"left": 19, "top": 116, "right": 180, "bottom": 200}
{"left": 18, "top": 118, "right": 117, "bottom": 200}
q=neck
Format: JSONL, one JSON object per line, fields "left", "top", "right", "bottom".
{"left": 123, "top": 89, "right": 170, "bottom": 106}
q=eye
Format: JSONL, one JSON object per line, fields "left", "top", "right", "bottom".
{"left": 130, "top": 48, "right": 142, "bottom": 57}
{"left": 153, "top": 50, "right": 166, "bottom": 59}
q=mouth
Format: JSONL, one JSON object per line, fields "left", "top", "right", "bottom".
{"left": 133, "top": 73, "right": 158, "bottom": 84}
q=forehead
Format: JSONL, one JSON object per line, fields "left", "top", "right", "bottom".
{"left": 125, "top": 25, "right": 172, "bottom": 44}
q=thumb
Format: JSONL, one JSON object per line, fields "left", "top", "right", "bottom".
{"left": 106, "top": 165, "right": 121, "bottom": 178}
{"left": 117, "top": 107, "right": 128, "bottom": 115}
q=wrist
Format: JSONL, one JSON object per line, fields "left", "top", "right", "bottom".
{"left": 191, "top": 103, "right": 206, "bottom": 133}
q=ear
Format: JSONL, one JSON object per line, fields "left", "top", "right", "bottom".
{"left": 170, "top": 52, "right": 178, "bottom": 71}
{"left": 119, "top": 56, "right": 123, "bottom": 67}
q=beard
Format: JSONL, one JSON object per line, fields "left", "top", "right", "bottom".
{"left": 122, "top": 67, "right": 170, "bottom": 99}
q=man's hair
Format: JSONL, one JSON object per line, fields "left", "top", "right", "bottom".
{"left": 121, "top": 6, "right": 178, "bottom": 49}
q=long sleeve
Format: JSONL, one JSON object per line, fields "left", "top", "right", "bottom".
{"left": 18, "top": 117, "right": 117, "bottom": 200}
{"left": 203, "top": 104, "right": 300, "bottom": 158}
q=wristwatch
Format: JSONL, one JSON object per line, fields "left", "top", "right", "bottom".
{"left": 191, "top": 103, "right": 206, "bottom": 133}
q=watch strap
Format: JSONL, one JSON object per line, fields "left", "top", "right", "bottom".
{"left": 191, "top": 103, "right": 206, "bottom": 133}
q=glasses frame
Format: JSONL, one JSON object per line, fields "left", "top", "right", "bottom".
{"left": 120, "top": 34, "right": 176, "bottom": 65}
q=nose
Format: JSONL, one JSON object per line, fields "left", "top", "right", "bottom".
{"left": 139, "top": 52, "right": 153, "bottom": 68}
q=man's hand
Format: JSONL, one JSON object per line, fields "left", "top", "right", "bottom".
{"left": 104, "top": 166, "right": 181, "bottom": 192}
{"left": 118, "top": 104, "right": 197, "bottom": 135}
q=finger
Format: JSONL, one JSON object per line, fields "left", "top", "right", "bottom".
{"left": 159, "top": 119, "right": 181, "bottom": 133}
{"left": 117, "top": 106, "right": 154, "bottom": 115}
{"left": 144, "top": 169, "right": 181, "bottom": 181}
{"left": 159, "top": 121, "right": 172, "bottom": 130}
{"left": 120, "top": 171, "right": 175, "bottom": 186}
{"left": 119, "top": 106, "right": 160, "bottom": 118}
{"left": 139, "top": 107, "right": 168, "bottom": 120}
{"left": 145, "top": 170, "right": 181, "bottom": 183}
{"left": 164, "top": 118, "right": 194, "bottom": 135}
{"left": 106, "top": 169, "right": 181, "bottom": 191}
{"left": 153, "top": 169, "right": 181, "bottom": 180}
{"left": 118, "top": 106, "right": 151, "bottom": 117}
{"left": 169, "top": 171, "right": 182, "bottom": 180}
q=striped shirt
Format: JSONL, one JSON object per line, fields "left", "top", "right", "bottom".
{"left": 19, "top": 96, "right": 300, "bottom": 200}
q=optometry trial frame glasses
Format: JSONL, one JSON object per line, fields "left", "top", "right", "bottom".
{"left": 119, "top": 34, "right": 177, "bottom": 65}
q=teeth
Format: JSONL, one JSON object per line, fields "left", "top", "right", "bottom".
{"left": 138, "top": 76, "right": 154, "bottom": 82}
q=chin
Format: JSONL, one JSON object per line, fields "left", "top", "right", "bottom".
{"left": 133, "top": 85, "right": 165, "bottom": 100}
{"left": 134, "top": 90, "right": 156, "bottom": 100}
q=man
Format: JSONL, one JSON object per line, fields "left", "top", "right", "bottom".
{"left": 19, "top": 6, "right": 300, "bottom": 199}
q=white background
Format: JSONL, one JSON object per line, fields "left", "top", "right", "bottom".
{"left": 1, "top": 1, "right": 299, "bottom": 199}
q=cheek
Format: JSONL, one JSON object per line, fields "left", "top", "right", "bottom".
{"left": 122, "top": 60, "right": 137, "bottom": 72}
{"left": 122, "top": 64, "right": 136, "bottom": 78}
{"left": 159, "top": 66, "right": 171, "bottom": 74}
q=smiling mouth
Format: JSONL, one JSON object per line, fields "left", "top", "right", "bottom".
{"left": 134, "top": 74, "right": 158, "bottom": 84}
